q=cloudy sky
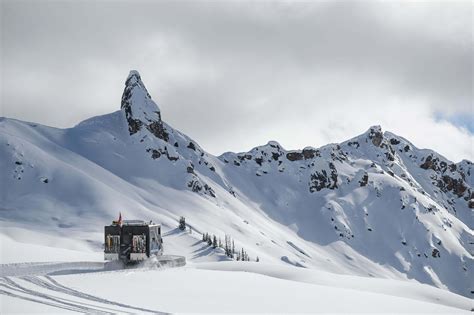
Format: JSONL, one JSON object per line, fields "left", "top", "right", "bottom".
{"left": 1, "top": 0, "right": 472, "bottom": 161}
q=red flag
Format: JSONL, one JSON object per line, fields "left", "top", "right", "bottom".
{"left": 118, "top": 212, "right": 122, "bottom": 225}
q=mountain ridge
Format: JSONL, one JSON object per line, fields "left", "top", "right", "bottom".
{"left": 0, "top": 71, "right": 472, "bottom": 298}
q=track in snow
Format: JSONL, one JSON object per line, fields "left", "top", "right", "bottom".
{"left": 1, "top": 276, "right": 165, "bottom": 314}
{"left": 0, "top": 255, "right": 185, "bottom": 313}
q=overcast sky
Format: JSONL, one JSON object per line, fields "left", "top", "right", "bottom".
{"left": 1, "top": 0, "right": 472, "bottom": 161}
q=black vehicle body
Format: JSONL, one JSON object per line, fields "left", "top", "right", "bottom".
{"left": 104, "top": 220, "right": 163, "bottom": 263}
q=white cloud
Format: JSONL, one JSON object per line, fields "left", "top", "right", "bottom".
{"left": 1, "top": 0, "right": 472, "bottom": 162}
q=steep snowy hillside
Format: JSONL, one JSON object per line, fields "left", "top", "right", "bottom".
{"left": 0, "top": 71, "right": 472, "bottom": 299}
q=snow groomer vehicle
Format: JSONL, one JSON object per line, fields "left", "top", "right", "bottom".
{"left": 104, "top": 213, "right": 163, "bottom": 263}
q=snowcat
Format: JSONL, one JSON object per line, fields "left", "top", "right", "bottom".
{"left": 104, "top": 214, "right": 163, "bottom": 263}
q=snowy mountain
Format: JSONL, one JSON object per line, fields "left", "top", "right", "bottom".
{"left": 1, "top": 70, "right": 472, "bottom": 300}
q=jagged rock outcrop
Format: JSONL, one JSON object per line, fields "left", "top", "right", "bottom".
{"left": 309, "top": 162, "right": 338, "bottom": 192}
{"left": 121, "top": 70, "right": 169, "bottom": 141}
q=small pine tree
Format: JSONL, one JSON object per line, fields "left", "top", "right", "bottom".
{"left": 212, "top": 235, "right": 218, "bottom": 248}
{"left": 178, "top": 216, "right": 186, "bottom": 230}
{"left": 224, "top": 235, "right": 229, "bottom": 255}
{"left": 256, "top": 256, "right": 259, "bottom": 262}
{"left": 218, "top": 237, "right": 223, "bottom": 248}
{"left": 207, "top": 235, "right": 212, "bottom": 246}
{"left": 232, "top": 240, "right": 235, "bottom": 255}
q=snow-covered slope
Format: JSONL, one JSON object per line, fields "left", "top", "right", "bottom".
{"left": 1, "top": 71, "right": 472, "bottom": 299}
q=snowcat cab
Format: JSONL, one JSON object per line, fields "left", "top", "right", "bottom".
{"left": 104, "top": 216, "right": 163, "bottom": 263}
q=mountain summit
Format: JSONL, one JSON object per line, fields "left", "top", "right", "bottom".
{"left": 121, "top": 70, "right": 168, "bottom": 140}
{"left": 0, "top": 71, "right": 472, "bottom": 298}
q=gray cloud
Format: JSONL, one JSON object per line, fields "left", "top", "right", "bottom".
{"left": 1, "top": 0, "right": 472, "bottom": 161}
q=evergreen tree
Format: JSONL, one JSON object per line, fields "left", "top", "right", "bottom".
{"left": 218, "top": 237, "right": 222, "bottom": 248}
{"left": 178, "top": 216, "right": 186, "bottom": 230}
{"left": 256, "top": 256, "right": 259, "bottom": 262}
{"left": 207, "top": 235, "right": 212, "bottom": 246}
{"left": 202, "top": 233, "right": 206, "bottom": 242}
{"left": 212, "top": 235, "right": 218, "bottom": 248}
{"left": 232, "top": 240, "right": 235, "bottom": 255}
{"left": 224, "top": 235, "right": 229, "bottom": 255}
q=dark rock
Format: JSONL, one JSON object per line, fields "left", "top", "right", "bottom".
{"left": 302, "top": 148, "right": 316, "bottom": 159}
{"left": 187, "top": 142, "right": 196, "bottom": 151}
{"left": 359, "top": 173, "right": 369, "bottom": 187}
{"left": 420, "top": 155, "right": 439, "bottom": 171}
{"left": 432, "top": 248, "right": 440, "bottom": 258}
{"left": 309, "top": 163, "right": 338, "bottom": 192}
{"left": 385, "top": 152, "right": 395, "bottom": 161}
{"left": 469, "top": 199, "right": 474, "bottom": 209}
{"left": 440, "top": 175, "right": 467, "bottom": 197}
{"left": 287, "top": 152, "right": 304, "bottom": 161}
{"left": 167, "top": 154, "right": 178, "bottom": 161}
{"left": 146, "top": 117, "right": 169, "bottom": 141}
{"left": 347, "top": 141, "right": 360, "bottom": 148}
{"left": 146, "top": 148, "right": 161, "bottom": 159}
{"left": 390, "top": 138, "right": 400, "bottom": 145}
{"left": 368, "top": 127, "right": 383, "bottom": 147}
{"left": 204, "top": 184, "right": 216, "bottom": 197}
{"left": 187, "top": 178, "right": 216, "bottom": 198}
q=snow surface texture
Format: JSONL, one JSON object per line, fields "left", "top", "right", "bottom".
{"left": 0, "top": 71, "right": 472, "bottom": 312}
{"left": 1, "top": 230, "right": 472, "bottom": 313}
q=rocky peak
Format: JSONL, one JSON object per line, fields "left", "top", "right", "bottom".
{"left": 366, "top": 125, "right": 384, "bottom": 147}
{"left": 121, "top": 70, "right": 168, "bottom": 141}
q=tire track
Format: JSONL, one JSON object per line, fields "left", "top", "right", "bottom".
{"left": 22, "top": 276, "right": 164, "bottom": 314}
{"left": 0, "top": 288, "right": 89, "bottom": 313}
{"left": 1, "top": 277, "right": 113, "bottom": 314}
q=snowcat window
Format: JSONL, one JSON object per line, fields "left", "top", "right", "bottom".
{"left": 106, "top": 234, "right": 120, "bottom": 253}
{"left": 132, "top": 234, "right": 146, "bottom": 253}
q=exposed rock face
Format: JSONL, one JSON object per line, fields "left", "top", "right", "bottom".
{"left": 359, "top": 173, "right": 369, "bottom": 187}
{"left": 121, "top": 70, "right": 168, "bottom": 141}
{"left": 287, "top": 151, "right": 304, "bottom": 161}
{"left": 368, "top": 126, "right": 384, "bottom": 147}
{"left": 420, "top": 155, "right": 440, "bottom": 171}
{"left": 309, "top": 162, "right": 338, "bottom": 192}
{"left": 439, "top": 176, "right": 467, "bottom": 197}
{"left": 188, "top": 177, "right": 216, "bottom": 198}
